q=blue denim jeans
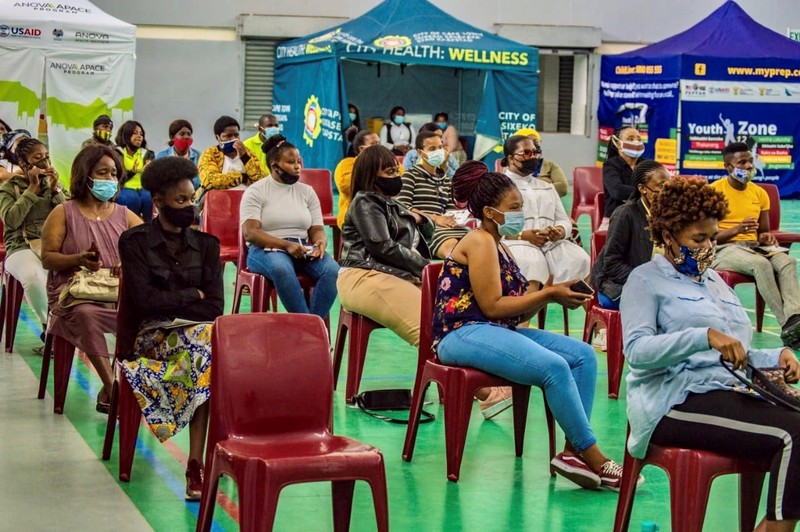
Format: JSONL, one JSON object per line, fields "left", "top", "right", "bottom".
{"left": 116, "top": 187, "right": 153, "bottom": 222}
{"left": 247, "top": 246, "right": 339, "bottom": 318}
{"left": 437, "top": 323, "right": 598, "bottom": 451}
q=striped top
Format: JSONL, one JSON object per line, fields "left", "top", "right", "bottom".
{"left": 396, "top": 164, "right": 456, "bottom": 215}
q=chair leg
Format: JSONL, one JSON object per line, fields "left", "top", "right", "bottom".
{"left": 239, "top": 473, "right": 278, "bottom": 532}
{"left": 607, "top": 327, "right": 624, "bottom": 400}
{"left": 102, "top": 376, "right": 120, "bottom": 461}
{"left": 366, "top": 467, "right": 390, "bottom": 532}
{"left": 510, "top": 385, "right": 531, "bottom": 457}
{"left": 537, "top": 305, "right": 547, "bottom": 330}
{"left": 612, "top": 452, "right": 645, "bottom": 532}
{"left": 332, "top": 315, "right": 349, "bottom": 390}
{"left": 755, "top": 289, "right": 765, "bottom": 333}
{"left": 739, "top": 472, "right": 767, "bottom": 532}
{"left": 402, "top": 377, "right": 432, "bottom": 462}
{"left": 196, "top": 458, "right": 221, "bottom": 532}
{"left": 118, "top": 375, "right": 142, "bottom": 482}
{"left": 562, "top": 305, "right": 569, "bottom": 336}
{"left": 231, "top": 284, "right": 244, "bottom": 314}
{"left": 37, "top": 333, "right": 54, "bottom": 400}
{"left": 4, "top": 277, "right": 23, "bottom": 353}
{"left": 332, "top": 480, "right": 356, "bottom": 532}
{"left": 443, "top": 378, "right": 473, "bottom": 482}
{"left": 582, "top": 314, "right": 597, "bottom": 344}
{"left": 543, "top": 393, "right": 557, "bottom": 476}
{"left": 668, "top": 457, "right": 716, "bottom": 532}
{"left": 344, "top": 317, "right": 371, "bottom": 403}
{"left": 52, "top": 337, "right": 76, "bottom": 415}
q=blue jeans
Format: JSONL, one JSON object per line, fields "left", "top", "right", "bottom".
{"left": 597, "top": 291, "right": 620, "bottom": 310}
{"left": 437, "top": 323, "right": 598, "bottom": 451}
{"left": 117, "top": 187, "right": 153, "bottom": 222}
{"left": 247, "top": 247, "right": 339, "bottom": 318}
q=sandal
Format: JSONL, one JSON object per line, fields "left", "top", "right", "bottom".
{"left": 96, "top": 391, "right": 110, "bottom": 415}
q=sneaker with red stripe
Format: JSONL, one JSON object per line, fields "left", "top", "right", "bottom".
{"left": 599, "top": 459, "right": 645, "bottom": 491}
{"left": 550, "top": 452, "right": 601, "bottom": 489}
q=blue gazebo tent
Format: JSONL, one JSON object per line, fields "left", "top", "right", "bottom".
{"left": 598, "top": 1, "right": 800, "bottom": 196}
{"left": 273, "top": 0, "right": 539, "bottom": 172}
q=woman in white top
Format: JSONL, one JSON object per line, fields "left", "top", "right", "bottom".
{"left": 434, "top": 112, "right": 466, "bottom": 166}
{"left": 501, "top": 134, "right": 590, "bottom": 287}
{"left": 380, "top": 106, "right": 416, "bottom": 156}
{"left": 240, "top": 135, "right": 339, "bottom": 319}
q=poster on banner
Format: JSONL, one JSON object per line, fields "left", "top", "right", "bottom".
{"left": 474, "top": 70, "right": 538, "bottom": 161}
{"left": 596, "top": 79, "right": 679, "bottom": 169}
{"left": 0, "top": 47, "right": 44, "bottom": 135}
{"left": 45, "top": 50, "right": 135, "bottom": 186}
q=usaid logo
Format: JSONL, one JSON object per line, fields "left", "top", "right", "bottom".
{"left": 0, "top": 24, "right": 42, "bottom": 38}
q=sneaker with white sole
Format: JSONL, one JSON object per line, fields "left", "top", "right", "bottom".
{"left": 591, "top": 328, "right": 607, "bottom": 351}
{"left": 478, "top": 386, "right": 513, "bottom": 420}
{"left": 550, "top": 452, "right": 601, "bottom": 489}
{"left": 598, "top": 459, "right": 644, "bottom": 491}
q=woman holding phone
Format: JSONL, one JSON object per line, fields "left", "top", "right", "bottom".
{"left": 41, "top": 144, "right": 142, "bottom": 412}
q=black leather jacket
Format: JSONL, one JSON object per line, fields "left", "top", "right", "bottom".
{"left": 340, "top": 191, "right": 433, "bottom": 281}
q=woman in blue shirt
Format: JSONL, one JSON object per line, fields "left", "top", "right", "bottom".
{"left": 621, "top": 177, "right": 800, "bottom": 530}
{"left": 155, "top": 119, "right": 201, "bottom": 189}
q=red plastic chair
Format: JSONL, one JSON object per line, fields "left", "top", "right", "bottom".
{"left": 37, "top": 328, "right": 78, "bottom": 414}
{"left": 198, "top": 314, "right": 389, "bottom": 532}
{"left": 582, "top": 231, "right": 624, "bottom": 399}
{"left": 758, "top": 183, "right": 800, "bottom": 247}
{"left": 591, "top": 191, "right": 605, "bottom": 232}
{"left": 571, "top": 166, "right": 603, "bottom": 222}
{"left": 402, "top": 263, "right": 556, "bottom": 482}
{"left": 494, "top": 159, "right": 504, "bottom": 172}
{"left": 2, "top": 271, "right": 24, "bottom": 352}
{"left": 716, "top": 270, "right": 765, "bottom": 333}
{"left": 332, "top": 308, "right": 385, "bottom": 403}
{"left": 200, "top": 190, "right": 244, "bottom": 266}
{"left": 613, "top": 430, "right": 768, "bottom": 532}
{"left": 299, "top": 168, "right": 342, "bottom": 260}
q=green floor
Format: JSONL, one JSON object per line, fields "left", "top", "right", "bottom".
{"left": 20, "top": 193, "right": 800, "bottom": 531}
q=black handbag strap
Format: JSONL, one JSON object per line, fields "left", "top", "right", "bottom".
{"left": 720, "top": 356, "right": 800, "bottom": 413}
{"left": 353, "top": 392, "right": 435, "bottom": 425}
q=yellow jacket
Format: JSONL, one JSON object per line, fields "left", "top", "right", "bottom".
{"left": 335, "top": 157, "right": 403, "bottom": 228}
{"left": 198, "top": 145, "right": 268, "bottom": 190}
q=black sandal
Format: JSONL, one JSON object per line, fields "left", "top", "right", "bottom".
{"left": 96, "top": 392, "right": 110, "bottom": 415}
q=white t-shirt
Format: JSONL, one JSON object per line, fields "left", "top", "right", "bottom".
{"left": 239, "top": 176, "right": 323, "bottom": 241}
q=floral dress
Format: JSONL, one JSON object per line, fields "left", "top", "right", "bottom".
{"left": 432, "top": 244, "right": 528, "bottom": 349}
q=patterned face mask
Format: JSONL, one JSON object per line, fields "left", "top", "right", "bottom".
{"left": 673, "top": 244, "right": 716, "bottom": 276}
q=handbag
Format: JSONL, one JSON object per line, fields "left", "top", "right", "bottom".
{"left": 720, "top": 356, "right": 800, "bottom": 413}
{"left": 59, "top": 267, "right": 119, "bottom": 305}
{"left": 353, "top": 388, "right": 435, "bottom": 425}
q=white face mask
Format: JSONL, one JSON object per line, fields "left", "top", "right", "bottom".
{"left": 614, "top": 136, "right": 645, "bottom": 159}
{"left": 423, "top": 148, "right": 445, "bottom": 168}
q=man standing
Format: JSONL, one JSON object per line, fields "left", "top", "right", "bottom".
{"left": 81, "top": 115, "right": 114, "bottom": 149}
{"left": 243, "top": 114, "right": 280, "bottom": 171}
{"left": 711, "top": 142, "right": 800, "bottom": 347}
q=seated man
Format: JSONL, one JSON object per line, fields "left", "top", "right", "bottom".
{"left": 81, "top": 115, "right": 115, "bottom": 149}
{"left": 711, "top": 142, "right": 800, "bottom": 347}
{"left": 243, "top": 113, "right": 281, "bottom": 170}
{"left": 197, "top": 115, "right": 268, "bottom": 195}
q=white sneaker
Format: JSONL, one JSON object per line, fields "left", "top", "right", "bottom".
{"left": 591, "top": 328, "right": 607, "bottom": 351}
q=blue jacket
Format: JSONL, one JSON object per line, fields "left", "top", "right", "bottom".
{"left": 155, "top": 146, "right": 201, "bottom": 189}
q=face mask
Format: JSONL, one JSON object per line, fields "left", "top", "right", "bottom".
{"left": 172, "top": 137, "right": 193, "bottom": 153}
{"left": 672, "top": 243, "right": 716, "bottom": 277}
{"left": 95, "top": 129, "right": 111, "bottom": 142}
{"left": 89, "top": 178, "right": 118, "bottom": 201}
{"left": 731, "top": 167, "right": 755, "bottom": 184}
{"left": 616, "top": 138, "right": 645, "bottom": 159}
{"left": 393, "top": 116, "right": 405, "bottom": 126}
{"left": 491, "top": 208, "right": 525, "bottom": 237}
{"left": 33, "top": 157, "right": 51, "bottom": 170}
{"left": 375, "top": 176, "right": 402, "bottom": 197}
{"left": 519, "top": 157, "right": 542, "bottom": 176}
{"left": 160, "top": 204, "right": 196, "bottom": 228}
{"left": 274, "top": 166, "right": 300, "bottom": 185}
{"left": 348, "top": 112, "right": 357, "bottom": 123}
{"left": 219, "top": 139, "right": 237, "bottom": 155}
{"left": 262, "top": 127, "right": 281, "bottom": 140}
{"left": 423, "top": 148, "right": 445, "bottom": 168}
{"left": 437, "top": 122, "right": 448, "bottom": 130}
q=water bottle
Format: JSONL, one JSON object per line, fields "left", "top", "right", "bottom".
{"left": 641, "top": 521, "right": 659, "bottom": 532}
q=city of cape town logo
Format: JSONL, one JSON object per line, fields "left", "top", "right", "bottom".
{"left": 302, "top": 95, "right": 322, "bottom": 147}
{"left": 373, "top": 35, "right": 412, "bottom": 49}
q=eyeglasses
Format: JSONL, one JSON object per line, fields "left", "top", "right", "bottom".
{"left": 513, "top": 149, "right": 542, "bottom": 159}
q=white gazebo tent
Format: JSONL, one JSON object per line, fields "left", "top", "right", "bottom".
{"left": 0, "top": 0, "right": 135, "bottom": 181}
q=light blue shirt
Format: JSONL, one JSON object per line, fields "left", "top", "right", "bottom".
{"left": 155, "top": 146, "right": 202, "bottom": 189}
{"left": 621, "top": 254, "right": 782, "bottom": 458}
{"left": 402, "top": 150, "right": 458, "bottom": 178}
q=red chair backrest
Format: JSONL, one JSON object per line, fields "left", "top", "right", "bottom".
{"left": 299, "top": 168, "right": 333, "bottom": 216}
{"left": 757, "top": 183, "right": 781, "bottom": 232}
{"left": 395, "top": 155, "right": 405, "bottom": 165}
{"left": 494, "top": 159, "right": 504, "bottom": 173}
{"left": 572, "top": 166, "right": 603, "bottom": 207}
{"left": 201, "top": 190, "right": 244, "bottom": 251}
{"left": 419, "top": 263, "right": 444, "bottom": 364}
{"left": 591, "top": 192, "right": 605, "bottom": 232}
{"left": 113, "top": 275, "right": 138, "bottom": 359}
{"left": 237, "top": 229, "right": 249, "bottom": 274}
{"left": 590, "top": 230, "right": 607, "bottom": 267}
{"left": 210, "top": 314, "right": 332, "bottom": 446}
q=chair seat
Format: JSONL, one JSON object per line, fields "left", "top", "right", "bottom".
{"left": 219, "top": 246, "right": 238, "bottom": 263}
{"left": 217, "top": 433, "right": 381, "bottom": 463}
{"left": 323, "top": 214, "right": 337, "bottom": 226}
{"left": 774, "top": 231, "right": 800, "bottom": 244}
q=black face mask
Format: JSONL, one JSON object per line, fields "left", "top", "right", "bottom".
{"left": 519, "top": 158, "right": 542, "bottom": 176}
{"left": 274, "top": 167, "right": 299, "bottom": 185}
{"left": 160, "top": 204, "right": 196, "bottom": 228}
{"left": 375, "top": 176, "right": 402, "bottom": 197}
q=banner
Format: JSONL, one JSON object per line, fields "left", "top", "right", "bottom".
{"left": 45, "top": 50, "right": 134, "bottom": 186}
{"left": 596, "top": 78, "right": 680, "bottom": 170}
{"left": 272, "top": 58, "right": 344, "bottom": 172}
{"left": 474, "top": 70, "right": 538, "bottom": 160}
{"left": 0, "top": 47, "right": 44, "bottom": 134}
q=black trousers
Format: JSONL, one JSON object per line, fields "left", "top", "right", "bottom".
{"left": 651, "top": 390, "right": 800, "bottom": 521}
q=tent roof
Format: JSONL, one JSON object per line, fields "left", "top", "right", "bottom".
{"left": 616, "top": 1, "right": 800, "bottom": 59}
{"left": 276, "top": 0, "right": 536, "bottom": 71}
{"left": 0, "top": 0, "right": 135, "bottom": 53}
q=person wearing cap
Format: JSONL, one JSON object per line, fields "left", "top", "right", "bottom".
{"left": 243, "top": 114, "right": 280, "bottom": 172}
{"left": 0, "top": 129, "right": 32, "bottom": 183}
{"left": 81, "top": 115, "right": 115, "bottom": 149}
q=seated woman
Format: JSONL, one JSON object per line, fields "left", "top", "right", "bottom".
{"left": 622, "top": 177, "right": 800, "bottom": 531}
{"left": 241, "top": 135, "right": 339, "bottom": 319}
{"left": 590, "top": 160, "right": 670, "bottom": 310}
{"left": 397, "top": 130, "right": 468, "bottom": 259}
{"left": 0, "top": 138, "right": 67, "bottom": 342}
{"left": 434, "top": 112, "right": 466, "bottom": 167}
{"left": 511, "top": 128, "right": 569, "bottom": 198}
{"left": 379, "top": 106, "right": 416, "bottom": 156}
{"left": 155, "top": 119, "right": 201, "bottom": 189}
{"left": 436, "top": 161, "right": 639, "bottom": 489}
{"left": 402, "top": 123, "right": 459, "bottom": 178}
{"left": 0, "top": 129, "right": 31, "bottom": 184}
{"left": 339, "top": 146, "right": 510, "bottom": 418}
{"left": 41, "top": 145, "right": 142, "bottom": 411}
{"left": 115, "top": 120, "right": 155, "bottom": 222}
{"left": 500, "top": 135, "right": 590, "bottom": 288}
{"left": 335, "top": 129, "right": 382, "bottom": 229}
{"left": 602, "top": 126, "right": 644, "bottom": 230}
{"left": 118, "top": 156, "right": 223, "bottom": 501}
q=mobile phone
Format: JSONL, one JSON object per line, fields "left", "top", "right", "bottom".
{"left": 570, "top": 279, "right": 595, "bottom": 295}
{"left": 304, "top": 245, "right": 316, "bottom": 257}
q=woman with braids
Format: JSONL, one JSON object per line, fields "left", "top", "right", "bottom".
{"left": 240, "top": 134, "right": 338, "bottom": 318}
{"left": 0, "top": 129, "right": 31, "bottom": 182}
{"left": 622, "top": 178, "right": 800, "bottom": 531}
{"left": 433, "top": 161, "right": 641, "bottom": 487}
{"left": 0, "top": 137, "right": 67, "bottom": 341}
{"left": 590, "top": 160, "right": 670, "bottom": 310}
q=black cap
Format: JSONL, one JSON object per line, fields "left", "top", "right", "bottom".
{"left": 93, "top": 115, "right": 113, "bottom": 128}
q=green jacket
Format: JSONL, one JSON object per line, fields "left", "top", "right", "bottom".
{"left": 0, "top": 175, "right": 67, "bottom": 257}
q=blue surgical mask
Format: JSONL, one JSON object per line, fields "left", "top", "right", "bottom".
{"left": 731, "top": 167, "right": 754, "bottom": 184}
{"left": 393, "top": 116, "right": 405, "bottom": 125}
{"left": 423, "top": 148, "right": 446, "bottom": 168}
{"left": 491, "top": 207, "right": 525, "bottom": 237}
{"left": 348, "top": 112, "right": 357, "bottom": 123}
{"left": 437, "top": 122, "right": 448, "bottom": 130}
{"left": 89, "top": 178, "right": 118, "bottom": 201}
{"left": 262, "top": 127, "right": 280, "bottom": 140}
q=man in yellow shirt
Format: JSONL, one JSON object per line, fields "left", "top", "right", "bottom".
{"left": 242, "top": 113, "right": 280, "bottom": 170}
{"left": 710, "top": 142, "right": 800, "bottom": 347}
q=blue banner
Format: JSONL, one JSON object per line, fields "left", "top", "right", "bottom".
{"left": 474, "top": 70, "right": 538, "bottom": 160}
